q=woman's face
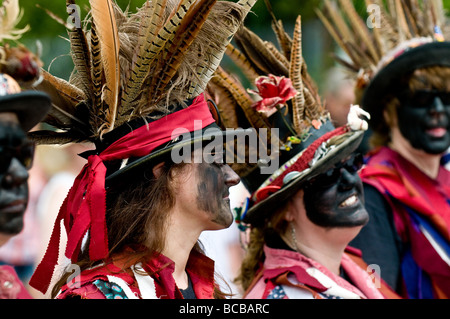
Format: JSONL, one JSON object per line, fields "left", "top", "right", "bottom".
{"left": 397, "top": 90, "right": 450, "bottom": 154}
{"left": 303, "top": 154, "right": 369, "bottom": 228}
{"left": 173, "top": 149, "right": 240, "bottom": 230}
{"left": 0, "top": 119, "right": 31, "bottom": 241}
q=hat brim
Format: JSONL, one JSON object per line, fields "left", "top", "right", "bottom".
{"left": 361, "top": 42, "right": 450, "bottom": 128}
{"left": 105, "top": 124, "right": 253, "bottom": 185}
{"left": 242, "top": 130, "right": 364, "bottom": 226}
{"left": 0, "top": 91, "right": 52, "bottom": 131}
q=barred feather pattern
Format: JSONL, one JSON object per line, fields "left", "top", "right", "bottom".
{"left": 32, "top": 0, "right": 257, "bottom": 144}
{"left": 289, "top": 16, "right": 305, "bottom": 134}
{"left": 187, "top": 0, "right": 257, "bottom": 98}
{"left": 212, "top": 7, "right": 329, "bottom": 144}
{"left": 225, "top": 43, "right": 260, "bottom": 82}
{"left": 148, "top": 0, "right": 218, "bottom": 104}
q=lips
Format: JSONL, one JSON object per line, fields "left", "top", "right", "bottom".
{"left": 0, "top": 199, "right": 27, "bottom": 214}
{"left": 339, "top": 193, "right": 359, "bottom": 208}
{"left": 426, "top": 127, "right": 447, "bottom": 138}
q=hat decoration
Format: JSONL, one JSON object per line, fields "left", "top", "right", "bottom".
{"left": 0, "top": 0, "right": 51, "bottom": 130}
{"left": 29, "top": 0, "right": 257, "bottom": 294}
{"left": 207, "top": 1, "right": 368, "bottom": 228}
{"left": 317, "top": 0, "right": 450, "bottom": 129}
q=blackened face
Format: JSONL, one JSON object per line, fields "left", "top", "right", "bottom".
{"left": 195, "top": 158, "right": 239, "bottom": 228}
{"left": 303, "top": 159, "right": 368, "bottom": 228}
{"left": 0, "top": 122, "right": 30, "bottom": 236}
{"left": 397, "top": 91, "right": 450, "bottom": 154}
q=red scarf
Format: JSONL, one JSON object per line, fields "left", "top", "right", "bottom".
{"left": 29, "top": 94, "right": 215, "bottom": 294}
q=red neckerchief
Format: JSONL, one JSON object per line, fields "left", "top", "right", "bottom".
{"left": 361, "top": 146, "right": 450, "bottom": 241}
{"left": 30, "top": 94, "right": 215, "bottom": 294}
{"left": 57, "top": 249, "right": 216, "bottom": 299}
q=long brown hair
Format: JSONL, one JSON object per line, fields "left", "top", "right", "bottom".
{"left": 235, "top": 203, "right": 289, "bottom": 292}
{"left": 51, "top": 161, "right": 229, "bottom": 299}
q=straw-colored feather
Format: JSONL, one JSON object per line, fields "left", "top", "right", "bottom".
{"left": 89, "top": 0, "right": 120, "bottom": 135}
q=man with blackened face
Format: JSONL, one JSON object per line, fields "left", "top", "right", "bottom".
{"left": 396, "top": 80, "right": 450, "bottom": 155}
{"left": 0, "top": 71, "right": 50, "bottom": 299}
{"left": 0, "top": 117, "right": 32, "bottom": 246}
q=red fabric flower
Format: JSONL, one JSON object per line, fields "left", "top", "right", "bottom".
{"left": 249, "top": 75, "right": 298, "bottom": 112}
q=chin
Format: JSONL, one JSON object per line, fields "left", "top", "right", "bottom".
{"left": 208, "top": 208, "right": 234, "bottom": 230}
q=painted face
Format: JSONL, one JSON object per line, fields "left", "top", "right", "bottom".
{"left": 0, "top": 122, "right": 31, "bottom": 236}
{"left": 397, "top": 90, "right": 450, "bottom": 154}
{"left": 303, "top": 154, "right": 368, "bottom": 228}
{"left": 195, "top": 155, "right": 240, "bottom": 229}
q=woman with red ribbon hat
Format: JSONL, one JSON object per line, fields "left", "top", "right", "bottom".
{"left": 27, "top": 0, "right": 256, "bottom": 299}
{"left": 319, "top": 0, "right": 450, "bottom": 299}
{"left": 207, "top": 3, "right": 399, "bottom": 299}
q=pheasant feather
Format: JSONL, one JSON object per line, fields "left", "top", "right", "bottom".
{"left": 89, "top": 0, "right": 120, "bottom": 135}
{"left": 289, "top": 16, "right": 305, "bottom": 133}
{"left": 149, "top": 0, "right": 218, "bottom": 102}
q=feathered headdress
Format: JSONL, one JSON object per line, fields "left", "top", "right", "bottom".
{"left": 29, "top": 0, "right": 257, "bottom": 144}
{"left": 29, "top": 0, "right": 257, "bottom": 295}
{"left": 0, "top": 0, "right": 51, "bottom": 130}
{"left": 317, "top": 0, "right": 450, "bottom": 132}
{"left": 207, "top": 1, "right": 368, "bottom": 226}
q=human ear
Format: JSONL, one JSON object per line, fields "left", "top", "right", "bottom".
{"left": 152, "top": 162, "right": 165, "bottom": 178}
{"left": 283, "top": 189, "right": 305, "bottom": 222}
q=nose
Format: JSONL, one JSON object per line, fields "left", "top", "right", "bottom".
{"left": 1, "top": 158, "right": 29, "bottom": 189}
{"left": 430, "top": 96, "right": 446, "bottom": 114}
{"left": 338, "top": 168, "right": 359, "bottom": 191}
{"left": 221, "top": 164, "right": 240, "bottom": 187}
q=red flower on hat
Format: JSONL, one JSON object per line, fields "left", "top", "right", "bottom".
{"left": 249, "top": 74, "right": 298, "bottom": 112}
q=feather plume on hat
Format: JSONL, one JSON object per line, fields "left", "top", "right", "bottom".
{"left": 28, "top": 0, "right": 257, "bottom": 144}
{"left": 207, "top": 1, "right": 329, "bottom": 180}
{"left": 207, "top": 1, "right": 368, "bottom": 226}
{"left": 316, "top": 0, "right": 450, "bottom": 102}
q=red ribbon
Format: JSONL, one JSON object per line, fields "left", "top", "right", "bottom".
{"left": 29, "top": 94, "right": 215, "bottom": 294}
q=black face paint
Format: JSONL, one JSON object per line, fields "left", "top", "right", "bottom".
{"left": 196, "top": 162, "right": 233, "bottom": 228}
{"left": 303, "top": 156, "right": 368, "bottom": 228}
{"left": 0, "top": 122, "right": 30, "bottom": 235}
{"left": 397, "top": 91, "right": 450, "bottom": 154}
